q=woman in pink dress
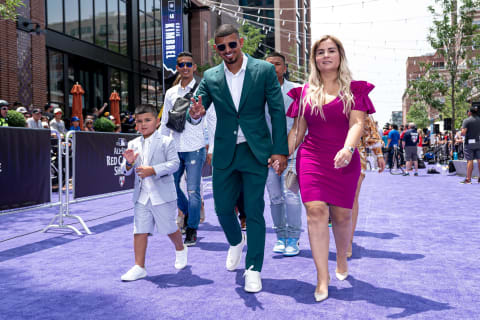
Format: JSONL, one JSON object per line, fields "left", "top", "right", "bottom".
{"left": 286, "top": 35, "right": 375, "bottom": 302}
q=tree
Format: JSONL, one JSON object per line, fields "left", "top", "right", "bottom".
{"left": 406, "top": 62, "right": 448, "bottom": 126}
{"left": 0, "top": 0, "right": 24, "bottom": 21}
{"left": 406, "top": 0, "right": 480, "bottom": 136}
{"left": 287, "top": 44, "right": 308, "bottom": 83}
{"left": 407, "top": 102, "right": 431, "bottom": 129}
{"left": 197, "top": 22, "right": 265, "bottom": 75}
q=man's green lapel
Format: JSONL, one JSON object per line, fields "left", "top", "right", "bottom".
{"left": 215, "top": 64, "right": 236, "bottom": 112}
{"left": 238, "top": 55, "right": 256, "bottom": 113}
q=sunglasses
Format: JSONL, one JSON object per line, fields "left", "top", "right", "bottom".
{"left": 1, "top": 107, "right": 8, "bottom": 111}
{"left": 177, "top": 62, "right": 193, "bottom": 68}
{"left": 216, "top": 41, "right": 238, "bottom": 52}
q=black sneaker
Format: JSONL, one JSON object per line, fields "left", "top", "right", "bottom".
{"left": 184, "top": 228, "right": 197, "bottom": 246}
{"left": 460, "top": 179, "right": 472, "bottom": 184}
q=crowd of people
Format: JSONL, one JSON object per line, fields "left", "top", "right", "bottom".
{"left": 381, "top": 111, "right": 480, "bottom": 180}
{"left": 3, "top": 23, "right": 480, "bottom": 303}
{"left": 0, "top": 100, "right": 137, "bottom": 135}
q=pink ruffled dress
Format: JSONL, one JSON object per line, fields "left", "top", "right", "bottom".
{"left": 286, "top": 81, "right": 376, "bottom": 209}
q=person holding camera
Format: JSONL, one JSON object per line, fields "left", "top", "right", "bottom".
{"left": 460, "top": 103, "right": 480, "bottom": 184}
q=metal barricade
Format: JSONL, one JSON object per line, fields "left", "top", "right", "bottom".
{"left": 43, "top": 131, "right": 135, "bottom": 235}
{"left": 43, "top": 130, "right": 88, "bottom": 235}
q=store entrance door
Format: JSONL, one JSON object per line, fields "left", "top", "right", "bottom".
{"left": 67, "top": 55, "right": 108, "bottom": 117}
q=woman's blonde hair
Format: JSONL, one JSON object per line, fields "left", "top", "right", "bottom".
{"left": 306, "top": 35, "right": 354, "bottom": 120}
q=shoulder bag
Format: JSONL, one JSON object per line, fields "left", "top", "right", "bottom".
{"left": 166, "top": 81, "right": 200, "bottom": 132}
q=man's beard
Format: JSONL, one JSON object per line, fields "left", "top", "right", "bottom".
{"left": 224, "top": 56, "right": 237, "bottom": 65}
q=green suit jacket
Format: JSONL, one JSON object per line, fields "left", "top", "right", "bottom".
{"left": 196, "top": 55, "right": 288, "bottom": 170}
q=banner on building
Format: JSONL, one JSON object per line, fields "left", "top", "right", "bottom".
{"left": 73, "top": 132, "right": 139, "bottom": 199}
{"left": 0, "top": 127, "right": 51, "bottom": 210}
{"left": 162, "top": 0, "right": 183, "bottom": 78}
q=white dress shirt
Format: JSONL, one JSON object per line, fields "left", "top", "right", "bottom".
{"left": 224, "top": 53, "right": 248, "bottom": 144}
{"left": 160, "top": 78, "right": 206, "bottom": 152}
{"left": 137, "top": 131, "right": 157, "bottom": 205}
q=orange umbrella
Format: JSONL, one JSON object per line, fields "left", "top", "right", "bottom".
{"left": 70, "top": 82, "right": 85, "bottom": 130}
{"left": 109, "top": 90, "right": 121, "bottom": 126}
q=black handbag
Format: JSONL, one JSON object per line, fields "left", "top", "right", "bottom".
{"left": 166, "top": 81, "right": 200, "bottom": 132}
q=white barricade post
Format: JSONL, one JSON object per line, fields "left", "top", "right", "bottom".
{"left": 43, "top": 130, "right": 85, "bottom": 235}
{"left": 43, "top": 131, "right": 138, "bottom": 235}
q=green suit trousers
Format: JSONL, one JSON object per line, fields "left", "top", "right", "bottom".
{"left": 213, "top": 142, "right": 268, "bottom": 272}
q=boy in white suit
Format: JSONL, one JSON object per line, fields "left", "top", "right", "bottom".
{"left": 121, "top": 104, "right": 187, "bottom": 281}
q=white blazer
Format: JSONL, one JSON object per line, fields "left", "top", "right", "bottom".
{"left": 121, "top": 131, "right": 180, "bottom": 205}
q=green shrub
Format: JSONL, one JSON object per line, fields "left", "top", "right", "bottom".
{"left": 94, "top": 117, "right": 115, "bottom": 132}
{"left": 6, "top": 110, "right": 26, "bottom": 127}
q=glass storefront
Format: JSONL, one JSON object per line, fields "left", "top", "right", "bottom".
{"left": 48, "top": 50, "right": 64, "bottom": 106}
{"left": 46, "top": 1, "right": 164, "bottom": 116}
{"left": 140, "top": 77, "right": 162, "bottom": 109}
{"left": 138, "top": 0, "right": 162, "bottom": 67}
{"left": 110, "top": 68, "right": 129, "bottom": 111}
{"left": 46, "top": 0, "right": 128, "bottom": 55}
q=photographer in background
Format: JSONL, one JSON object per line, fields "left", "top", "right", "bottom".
{"left": 460, "top": 102, "right": 480, "bottom": 184}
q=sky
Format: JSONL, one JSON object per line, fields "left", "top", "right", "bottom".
{"left": 310, "top": 0, "right": 435, "bottom": 127}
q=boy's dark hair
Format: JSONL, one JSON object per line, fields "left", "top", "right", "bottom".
{"left": 266, "top": 51, "right": 286, "bottom": 64}
{"left": 392, "top": 124, "right": 398, "bottom": 130}
{"left": 177, "top": 51, "right": 194, "bottom": 63}
{"left": 214, "top": 24, "right": 239, "bottom": 39}
{"left": 134, "top": 104, "right": 158, "bottom": 118}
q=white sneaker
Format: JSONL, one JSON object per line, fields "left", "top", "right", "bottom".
{"left": 273, "top": 238, "right": 286, "bottom": 253}
{"left": 175, "top": 245, "right": 188, "bottom": 270}
{"left": 226, "top": 233, "right": 246, "bottom": 271}
{"left": 244, "top": 266, "right": 262, "bottom": 293}
{"left": 121, "top": 265, "right": 147, "bottom": 281}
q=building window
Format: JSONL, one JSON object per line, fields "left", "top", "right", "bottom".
{"left": 107, "top": 0, "right": 120, "bottom": 52}
{"left": 110, "top": 68, "right": 129, "bottom": 111}
{"left": 80, "top": 0, "right": 94, "bottom": 43}
{"left": 47, "top": 49, "right": 65, "bottom": 107}
{"left": 139, "top": 0, "right": 162, "bottom": 66}
{"left": 47, "top": 0, "right": 64, "bottom": 33}
{"left": 140, "top": 77, "right": 162, "bottom": 109}
{"left": 65, "top": 0, "right": 80, "bottom": 38}
{"left": 119, "top": 0, "right": 128, "bottom": 55}
{"left": 95, "top": 0, "right": 107, "bottom": 47}
{"left": 46, "top": 0, "right": 127, "bottom": 55}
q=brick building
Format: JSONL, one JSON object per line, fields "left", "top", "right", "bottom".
{"left": 402, "top": 52, "right": 445, "bottom": 124}
{"left": 0, "top": 0, "right": 311, "bottom": 119}
{"left": 187, "top": 0, "right": 311, "bottom": 80}
{"left": 0, "top": 0, "right": 47, "bottom": 109}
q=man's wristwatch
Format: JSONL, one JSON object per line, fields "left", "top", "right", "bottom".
{"left": 344, "top": 146, "right": 355, "bottom": 154}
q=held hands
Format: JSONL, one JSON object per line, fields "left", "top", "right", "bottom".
{"left": 189, "top": 96, "right": 206, "bottom": 119}
{"left": 268, "top": 154, "right": 288, "bottom": 175}
{"left": 334, "top": 148, "right": 353, "bottom": 169}
{"left": 206, "top": 153, "right": 213, "bottom": 166}
{"left": 377, "top": 157, "right": 386, "bottom": 173}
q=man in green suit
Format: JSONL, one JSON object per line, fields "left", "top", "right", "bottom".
{"left": 189, "top": 24, "right": 288, "bottom": 293}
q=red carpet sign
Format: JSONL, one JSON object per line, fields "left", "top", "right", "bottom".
{"left": 73, "top": 132, "right": 139, "bottom": 199}
{"left": 0, "top": 127, "right": 51, "bottom": 210}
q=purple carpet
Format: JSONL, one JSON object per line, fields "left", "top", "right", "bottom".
{"left": 1, "top": 171, "right": 478, "bottom": 319}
